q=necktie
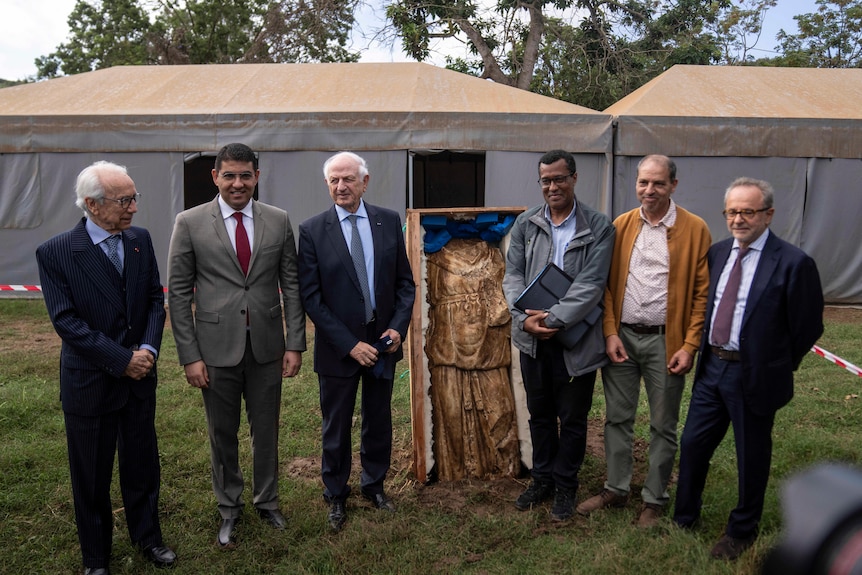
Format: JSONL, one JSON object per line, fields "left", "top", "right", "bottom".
{"left": 233, "top": 212, "right": 251, "bottom": 276}
{"left": 712, "top": 246, "right": 749, "bottom": 347}
{"left": 349, "top": 215, "right": 374, "bottom": 322}
{"left": 105, "top": 235, "right": 122, "bottom": 274}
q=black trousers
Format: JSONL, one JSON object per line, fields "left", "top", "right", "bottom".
{"left": 519, "top": 340, "right": 596, "bottom": 492}
{"left": 673, "top": 352, "right": 776, "bottom": 538}
{"left": 65, "top": 392, "right": 163, "bottom": 568}
{"left": 318, "top": 321, "right": 394, "bottom": 501}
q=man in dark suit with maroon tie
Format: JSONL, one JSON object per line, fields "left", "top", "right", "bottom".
{"left": 36, "top": 161, "right": 175, "bottom": 574}
{"left": 673, "top": 177, "right": 824, "bottom": 561}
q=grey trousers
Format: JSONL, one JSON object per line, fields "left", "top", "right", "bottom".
{"left": 202, "top": 335, "right": 283, "bottom": 519}
{"left": 601, "top": 327, "right": 685, "bottom": 505}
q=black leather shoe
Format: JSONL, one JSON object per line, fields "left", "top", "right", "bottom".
{"left": 710, "top": 532, "right": 757, "bottom": 561}
{"left": 256, "top": 507, "right": 287, "bottom": 529}
{"left": 362, "top": 491, "right": 396, "bottom": 513}
{"left": 142, "top": 545, "right": 177, "bottom": 569}
{"left": 328, "top": 500, "right": 347, "bottom": 532}
{"left": 218, "top": 517, "right": 239, "bottom": 548}
{"left": 84, "top": 568, "right": 110, "bottom": 575}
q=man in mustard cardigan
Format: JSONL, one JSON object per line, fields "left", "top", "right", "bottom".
{"left": 576, "top": 155, "right": 710, "bottom": 527}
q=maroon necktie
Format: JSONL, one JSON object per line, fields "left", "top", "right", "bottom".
{"left": 233, "top": 212, "right": 250, "bottom": 275}
{"left": 712, "top": 247, "right": 749, "bottom": 347}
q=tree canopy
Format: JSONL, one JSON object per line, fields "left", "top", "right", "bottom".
{"left": 35, "top": 0, "right": 360, "bottom": 79}
{"left": 30, "top": 0, "right": 862, "bottom": 110}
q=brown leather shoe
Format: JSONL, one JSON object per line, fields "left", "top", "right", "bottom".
{"left": 635, "top": 503, "right": 662, "bottom": 528}
{"left": 575, "top": 489, "right": 628, "bottom": 516}
{"left": 710, "top": 533, "right": 757, "bottom": 560}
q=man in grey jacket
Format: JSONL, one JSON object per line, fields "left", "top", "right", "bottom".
{"left": 503, "top": 149, "right": 615, "bottom": 521}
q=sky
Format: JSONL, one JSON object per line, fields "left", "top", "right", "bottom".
{"left": 0, "top": 0, "right": 820, "bottom": 82}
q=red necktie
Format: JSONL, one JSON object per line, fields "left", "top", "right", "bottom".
{"left": 712, "top": 247, "right": 749, "bottom": 347}
{"left": 233, "top": 212, "right": 250, "bottom": 275}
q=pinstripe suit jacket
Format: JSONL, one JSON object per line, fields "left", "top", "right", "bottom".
{"left": 36, "top": 218, "right": 166, "bottom": 416}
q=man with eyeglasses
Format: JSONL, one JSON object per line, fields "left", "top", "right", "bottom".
{"left": 36, "top": 161, "right": 175, "bottom": 574}
{"left": 673, "top": 177, "right": 824, "bottom": 561}
{"left": 576, "top": 155, "right": 710, "bottom": 528}
{"left": 168, "top": 143, "right": 306, "bottom": 547}
{"left": 502, "top": 149, "right": 615, "bottom": 521}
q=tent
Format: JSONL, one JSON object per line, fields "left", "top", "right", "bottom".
{"left": 606, "top": 65, "right": 862, "bottom": 303}
{"left": 0, "top": 62, "right": 614, "bottom": 288}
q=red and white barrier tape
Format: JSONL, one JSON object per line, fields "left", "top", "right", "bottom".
{"left": 0, "top": 285, "right": 42, "bottom": 291}
{"left": 811, "top": 345, "right": 862, "bottom": 378}
{"left": 2, "top": 285, "right": 861, "bottom": 379}
{"left": 0, "top": 285, "right": 168, "bottom": 293}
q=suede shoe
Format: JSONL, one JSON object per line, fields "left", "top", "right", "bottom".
{"left": 142, "top": 545, "right": 177, "bottom": 569}
{"left": 328, "top": 500, "right": 347, "bottom": 532}
{"left": 636, "top": 503, "right": 663, "bottom": 528}
{"left": 514, "top": 480, "right": 554, "bottom": 510}
{"left": 575, "top": 488, "right": 628, "bottom": 516}
{"left": 362, "top": 491, "right": 396, "bottom": 513}
{"left": 550, "top": 487, "right": 577, "bottom": 521}
{"left": 257, "top": 507, "right": 287, "bottom": 529}
{"left": 710, "top": 533, "right": 757, "bottom": 561}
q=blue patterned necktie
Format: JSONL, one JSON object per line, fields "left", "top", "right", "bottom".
{"left": 105, "top": 235, "right": 122, "bottom": 275}
{"left": 348, "top": 215, "right": 374, "bottom": 322}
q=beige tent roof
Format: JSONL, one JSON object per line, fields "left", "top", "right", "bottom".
{"left": 0, "top": 62, "right": 612, "bottom": 153}
{"left": 606, "top": 65, "right": 862, "bottom": 158}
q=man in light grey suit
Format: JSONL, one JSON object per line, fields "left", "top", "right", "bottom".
{"left": 168, "top": 143, "right": 306, "bottom": 547}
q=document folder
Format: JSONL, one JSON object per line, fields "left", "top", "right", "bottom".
{"left": 514, "top": 263, "right": 602, "bottom": 349}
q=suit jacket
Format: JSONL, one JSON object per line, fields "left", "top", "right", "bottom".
{"left": 297, "top": 203, "right": 415, "bottom": 378}
{"left": 36, "top": 218, "right": 166, "bottom": 416}
{"left": 696, "top": 232, "right": 824, "bottom": 415}
{"left": 168, "top": 197, "right": 306, "bottom": 368}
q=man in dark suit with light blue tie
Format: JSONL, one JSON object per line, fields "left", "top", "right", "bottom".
{"left": 36, "top": 161, "right": 175, "bottom": 574}
{"left": 673, "top": 177, "right": 824, "bottom": 561}
{"left": 298, "top": 151, "right": 415, "bottom": 532}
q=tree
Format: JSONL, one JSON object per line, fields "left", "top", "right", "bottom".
{"left": 36, "top": 0, "right": 154, "bottom": 78}
{"left": 709, "top": 0, "right": 777, "bottom": 64}
{"left": 385, "top": 0, "right": 730, "bottom": 107}
{"left": 769, "top": 0, "right": 862, "bottom": 67}
{"left": 244, "top": 0, "right": 360, "bottom": 63}
{"left": 36, "top": 0, "right": 359, "bottom": 79}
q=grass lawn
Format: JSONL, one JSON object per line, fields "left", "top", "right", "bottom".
{"left": 1, "top": 299, "right": 861, "bottom": 574}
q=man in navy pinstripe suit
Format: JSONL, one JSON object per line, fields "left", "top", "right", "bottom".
{"left": 36, "top": 161, "right": 175, "bottom": 574}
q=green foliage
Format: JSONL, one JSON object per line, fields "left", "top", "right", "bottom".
{"left": 767, "top": 0, "right": 862, "bottom": 67}
{"left": 36, "top": 0, "right": 154, "bottom": 78}
{"left": 2, "top": 299, "right": 861, "bottom": 574}
{"left": 36, "top": 0, "right": 360, "bottom": 79}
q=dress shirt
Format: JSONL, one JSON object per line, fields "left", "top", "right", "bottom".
{"left": 218, "top": 195, "right": 255, "bottom": 254}
{"left": 88, "top": 217, "right": 125, "bottom": 270}
{"left": 620, "top": 200, "right": 676, "bottom": 326}
{"left": 336, "top": 200, "right": 376, "bottom": 311}
{"left": 543, "top": 204, "right": 577, "bottom": 269}
{"left": 709, "top": 229, "right": 769, "bottom": 350}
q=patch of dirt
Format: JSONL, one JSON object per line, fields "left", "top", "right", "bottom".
{"left": 824, "top": 306, "right": 862, "bottom": 323}
{"left": 0, "top": 320, "right": 61, "bottom": 355}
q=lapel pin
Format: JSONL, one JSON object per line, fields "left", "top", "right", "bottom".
{"left": 134, "top": 247, "right": 140, "bottom": 252}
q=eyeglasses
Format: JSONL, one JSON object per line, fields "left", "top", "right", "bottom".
{"left": 722, "top": 208, "right": 770, "bottom": 220}
{"left": 220, "top": 172, "right": 256, "bottom": 182}
{"left": 102, "top": 193, "right": 140, "bottom": 209}
{"left": 538, "top": 173, "right": 573, "bottom": 188}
